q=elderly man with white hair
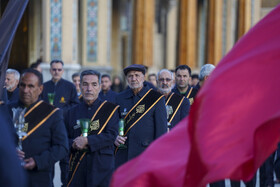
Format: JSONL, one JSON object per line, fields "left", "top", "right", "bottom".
{"left": 5, "top": 68, "right": 20, "bottom": 103}
{"left": 157, "top": 69, "right": 190, "bottom": 130}
{"left": 199, "top": 64, "right": 215, "bottom": 87}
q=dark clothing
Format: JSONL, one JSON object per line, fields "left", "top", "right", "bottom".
{"left": 209, "top": 181, "right": 225, "bottom": 187}
{"left": 230, "top": 175, "right": 256, "bottom": 187}
{"left": 115, "top": 85, "right": 167, "bottom": 168}
{"left": 7, "top": 87, "right": 19, "bottom": 103}
{"left": 111, "top": 83, "right": 124, "bottom": 93}
{"left": 99, "top": 89, "right": 117, "bottom": 104}
{"left": 274, "top": 143, "right": 280, "bottom": 181}
{"left": 42, "top": 78, "right": 79, "bottom": 111}
{"left": 0, "top": 87, "right": 8, "bottom": 104}
{"left": 172, "top": 85, "right": 198, "bottom": 104}
{"left": 260, "top": 153, "right": 275, "bottom": 187}
{"left": 165, "top": 92, "right": 190, "bottom": 129}
{"left": 0, "top": 108, "right": 27, "bottom": 187}
{"left": 8, "top": 100, "right": 69, "bottom": 187}
{"left": 65, "top": 99, "right": 119, "bottom": 187}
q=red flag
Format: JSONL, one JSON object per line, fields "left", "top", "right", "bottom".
{"left": 111, "top": 119, "right": 190, "bottom": 187}
{"left": 111, "top": 5, "right": 280, "bottom": 187}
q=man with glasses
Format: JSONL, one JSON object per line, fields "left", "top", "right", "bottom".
{"left": 42, "top": 60, "right": 79, "bottom": 186}
{"left": 42, "top": 60, "right": 79, "bottom": 110}
{"left": 157, "top": 69, "right": 190, "bottom": 129}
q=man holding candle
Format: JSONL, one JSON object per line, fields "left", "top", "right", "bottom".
{"left": 64, "top": 70, "right": 119, "bottom": 187}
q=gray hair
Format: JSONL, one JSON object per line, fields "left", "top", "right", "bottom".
{"left": 6, "top": 69, "right": 20, "bottom": 80}
{"left": 157, "top": 69, "right": 174, "bottom": 80}
{"left": 199, "top": 64, "right": 215, "bottom": 80}
{"left": 80, "top": 70, "right": 101, "bottom": 84}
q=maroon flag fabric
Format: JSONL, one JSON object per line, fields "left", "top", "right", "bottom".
{"left": 111, "top": 5, "right": 280, "bottom": 187}
{"left": 0, "top": 0, "right": 29, "bottom": 98}
{"left": 111, "top": 119, "right": 190, "bottom": 187}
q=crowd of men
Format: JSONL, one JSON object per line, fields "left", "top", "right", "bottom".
{"left": 0, "top": 60, "right": 278, "bottom": 187}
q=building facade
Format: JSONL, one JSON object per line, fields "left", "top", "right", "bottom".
{"left": 0, "top": 0, "right": 279, "bottom": 81}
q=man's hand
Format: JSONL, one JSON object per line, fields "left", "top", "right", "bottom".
{"left": 24, "top": 157, "right": 36, "bottom": 170}
{"left": 17, "top": 149, "right": 25, "bottom": 160}
{"left": 114, "top": 135, "right": 127, "bottom": 147}
{"left": 72, "top": 136, "right": 88, "bottom": 150}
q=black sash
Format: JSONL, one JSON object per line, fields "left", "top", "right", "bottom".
{"left": 22, "top": 101, "right": 58, "bottom": 141}
{"left": 166, "top": 93, "right": 185, "bottom": 124}
{"left": 67, "top": 101, "right": 119, "bottom": 187}
{"left": 115, "top": 89, "right": 164, "bottom": 153}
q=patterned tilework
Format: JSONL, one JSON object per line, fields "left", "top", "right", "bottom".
{"left": 50, "top": 0, "right": 62, "bottom": 60}
{"left": 87, "top": 0, "right": 98, "bottom": 62}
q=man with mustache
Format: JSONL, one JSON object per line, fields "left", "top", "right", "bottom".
{"left": 157, "top": 69, "right": 190, "bottom": 129}
{"left": 65, "top": 70, "right": 119, "bottom": 187}
{"left": 114, "top": 64, "right": 167, "bottom": 169}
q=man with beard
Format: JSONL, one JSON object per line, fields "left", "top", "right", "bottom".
{"left": 157, "top": 69, "right": 190, "bottom": 130}
{"left": 5, "top": 69, "right": 20, "bottom": 103}
{"left": 172, "top": 65, "right": 198, "bottom": 105}
{"left": 114, "top": 64, "right": 167, "bottom": 169}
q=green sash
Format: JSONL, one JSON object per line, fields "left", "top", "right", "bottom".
{"left": 115, "top": 89, "right": 164, "bottom": 153}
{"left": 22, "top": 101, "right": 58, "bottom": 141}
{"left": 67, "top": 101, "right": 119, "bottom": 187}
{"left": 165, "top": 93, "right": 185, "bottom": 124}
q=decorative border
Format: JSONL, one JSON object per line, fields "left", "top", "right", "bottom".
{"left": 50, "top": 0, "right": 62, "bottom": 60}
{"left": 87, "top": 0, "right": 98, "bottom": 62}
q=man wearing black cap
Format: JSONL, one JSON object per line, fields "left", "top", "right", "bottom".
{"left": 114, "top": 64, "right": 167, "bottom": 169}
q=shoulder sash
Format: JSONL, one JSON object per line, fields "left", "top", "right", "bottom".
{"left": 115, "top": 89, "right": 163, "bottom": 154}
{"left": 22, "top": 101, "right": 58, "bottom": 141}
{"left": 166, "top": 93, "right": 185, "bottom": 124}
{"left": 67, "top": 101, "right": 119, "bottom": 187}
{"left": 123, "top": 89, "right": 163, "bottom": 136}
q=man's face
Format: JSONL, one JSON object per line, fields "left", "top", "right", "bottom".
{"left": 157, "top": 71, "right": 173, "bottom": 94}
{"left": 50, "top": 62, "right": 64, "bottom": 82}
{"left": 126, "top": 71, "right": 145, "bottom": 90}
{"left": 175, "top": 69, "right": 190, "bottom": 89}
{"left": 72, "top": 76, "right": 80, "bottom": 90}
{"left": 148, "top": 75, "right": 157, "bottom": 87}
{"left": 19, "top": 73, "right": 43, "bottom": 106}
{"left": 81, "top": 75, "right": 100, "bottom": 103}
{"left": 5, "top": 73, "right": 19, "bottom": 92}
{"left": 101, "top": 77, "right": 111, "bottom": 91}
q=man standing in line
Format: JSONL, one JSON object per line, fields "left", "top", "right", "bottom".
{"left": 5, "top": 68, "right": 20, "bottom": 103}
{"left": 156, "top": 69, "right": 190, "bottom": 129}
{"left": 9, "top": 69, "right": 68, "bottom": 187}
{"left": 114, "top": 64, "right": 167, "bottom": 169}
{"left": 65, "top": 70, "right": 119, "bottom": 187}
{"left": 72, "top": 73, "right": 82, "bottom": 100}
{"left": 99, "top": 74, "right": 117, "bottom": 103}
{"left": 42, "top": 60, "right": 79, "bottom": 111}
{"left": 42, "top": 60, "right": 79, "bottom": 185}
{"left": 172, "top": 65, "right": 198, "bottom": 105}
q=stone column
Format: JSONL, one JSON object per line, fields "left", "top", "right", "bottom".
{"left": 238, "top": 0, "right": 252, "bottom": 39}
{"left": 207, "top": 0, "right": 223, "bottom": 65}
{"left": 41, "top": 0, "right": 80, "bottom": 81}
{"left": 132, "top": 0, "right": 155, "bottom": 67}
{"left": 166, "top": 0, "right": 178, "bottom": 70}
{"left": 177, "top": 0, "right": 197, "bottom": 69}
